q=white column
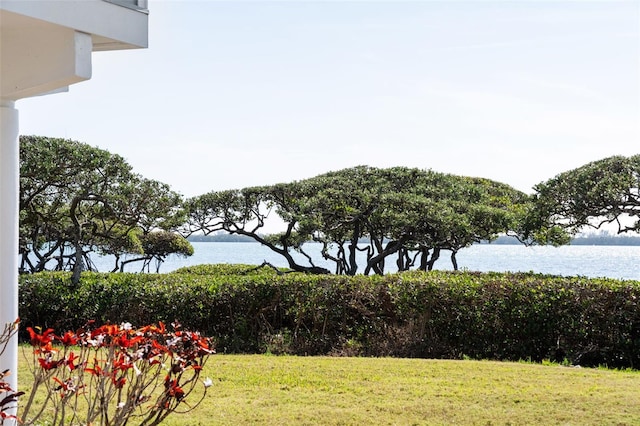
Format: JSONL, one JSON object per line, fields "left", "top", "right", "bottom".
{"left": 0, "top": 100, "right": 19, "bottom": 412}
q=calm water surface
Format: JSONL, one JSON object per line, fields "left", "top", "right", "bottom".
{"left": 94, "top": 242, "right": 640, "bottom": 281}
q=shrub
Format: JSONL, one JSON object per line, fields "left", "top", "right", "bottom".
{"left": 173, "top": 263, "right": 289, "bottom": 276}
{"left": 1, "top": 319, "right": 22, "bottom": 424}
{"left": 18, "top": 321, "right": 214, "bottom": 425}
{"left": 18, "top": 269, "right": 640, "bottom": 368}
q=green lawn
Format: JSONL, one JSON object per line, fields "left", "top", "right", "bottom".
{"left": 18, "top": 354, "right": 640, "bottom": 425}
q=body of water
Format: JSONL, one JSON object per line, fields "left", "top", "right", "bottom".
{"left": 92, "top": 242, "right": 640, "bottom": 281}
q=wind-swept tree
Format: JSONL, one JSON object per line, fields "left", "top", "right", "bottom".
{"left": 523, "top": 155, "right": 639, "bottom": 243}
{"left": 19, "top": 136, "right": 189, "bottom": 282}
{"left": 116, "top": 230, "right": 194, "bottom": 273}
{"left": 360, "top": 170, "right": 530, "bottom": 273}
{"left": 184, "top": 166, "right": 530, "bottom": 275}
{"left": 183, "top": 185, "right": 329, "bottom": 273}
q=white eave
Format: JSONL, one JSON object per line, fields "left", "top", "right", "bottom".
{"left": 1, "top": 0, "right": 148, "bottom": 51}
{"left": 0, "top": 0, "right": 148, "bottom": 100}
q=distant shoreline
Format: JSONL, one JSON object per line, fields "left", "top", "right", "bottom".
{"left": 488, "top": 235, "right": 640, "bottom": 246}
{"left": 188, "top": 234, "right": 640, "bottom": 246}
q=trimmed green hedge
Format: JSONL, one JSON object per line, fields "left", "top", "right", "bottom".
{"left": 18, "top": 266, "right": 640, "bottom": 368}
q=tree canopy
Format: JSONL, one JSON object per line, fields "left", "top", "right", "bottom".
{"left": 183, "top": 166, "right": 530, "bottom": 275}
{"left": 21, "top": 136, "right": 636, "bottom": 278}
{"left": 19, "top": 136, "right": 191, "bottom": 281}
{"left": 524, "top": 155, "right": 640, "bottom": 243}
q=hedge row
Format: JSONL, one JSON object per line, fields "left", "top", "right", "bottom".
{"left": 18, "top": 265, "right": 640, "bottom": 368}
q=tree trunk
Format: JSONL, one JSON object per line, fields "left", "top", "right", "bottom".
{"left": 426, "top": 247, "right": 440, "bottom": 271}
{"left": 418, "top": 247, "right": 430, "bottom": 271}
{"left": 364, "top": 239, "right": 403, "bottom": 275}
{"left": 71, "top": 241, "right": 85, "bottom": 286}
{"left": 233, "top": 228, "right": 330, "bottom": 274}
{"left": 347, "top": 223, "right": 360, "bottom": 276}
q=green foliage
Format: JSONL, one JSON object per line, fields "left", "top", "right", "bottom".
{"left": 18, "top": 269, "right": 640, "bottom": 368}
{"left": 140, "top": 231, "right": 193, "bottom": 257}
{"left": 19, "top": 136, "right": 187, "bottom": 279}
{"left": 184, "top": 166, "right": 530, "bottom": 274}
{"left": 527, "top": 154, "right": 640, "bottom": 240}
{"left": 173, "top": 263, "right": 290, "bottom": 276}
{"left": 115, "top": 231, "right": 194, "bottom": 273}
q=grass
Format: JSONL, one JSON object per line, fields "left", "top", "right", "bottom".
{"left": 18, "top": 353, "right": 640, "bottom": 425}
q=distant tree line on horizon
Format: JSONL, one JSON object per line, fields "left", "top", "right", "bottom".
{"left": 489, "top": 234, "right": 640, "bottom": 246}
{"left": 19, "top": 135, "right": 640, "bottom": 278}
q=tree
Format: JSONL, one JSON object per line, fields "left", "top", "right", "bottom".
{"left": 19, "top": 136, "right": 189, "bottom": 282}
{"left": 117, "top": 230, "right": 194, "bottom": 273}
{"left": 184, "top": 166, "right": 530, "bottom": 275}
{"left": 525, "top": 155, "right": 639, "bottom": 243}
{"left": 358, "top": 170, "right": 530, "bottom": 273}
{"left": 183, "top": 186, "right": 330, "bottom": 274}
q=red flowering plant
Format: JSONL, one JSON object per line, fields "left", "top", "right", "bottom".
{"left": 1, "top": 319, "right": 23, "bottom": 425}
{"left": 19, "top": 321, "right": 215, "bottom": 426}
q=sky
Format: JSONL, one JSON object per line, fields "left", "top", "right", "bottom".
{"left": 16, "top": 0, "right": 640, "bottom": 198}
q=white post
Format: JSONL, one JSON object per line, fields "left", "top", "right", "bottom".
{"left": 0, "top": 99, "right": 19, "bottom": 420}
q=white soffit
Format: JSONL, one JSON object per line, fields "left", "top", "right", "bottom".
{"left": 1, "top": 0, "right": 148, "bottom": 51}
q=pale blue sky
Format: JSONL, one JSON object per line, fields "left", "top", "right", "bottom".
{"left": 17, "top": 0, "right": 640, "bottom": 197}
